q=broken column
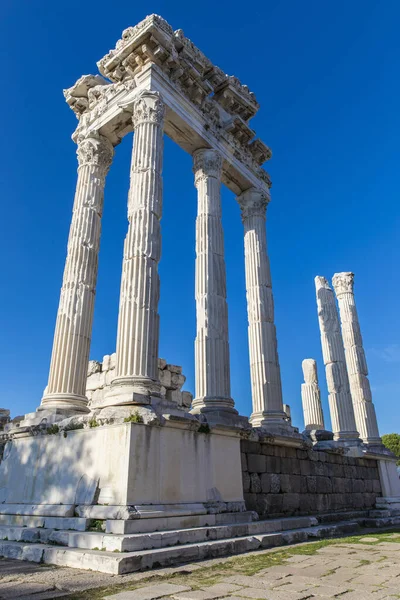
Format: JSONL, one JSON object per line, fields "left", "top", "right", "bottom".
{"left": 315, "top": 276, "right": 360, "bottom": 444}
{"left": 301, "top": 359, "right": 333, "bottom": 443}
{"left": 332, "top": 272, "right": 381, "bottom": 446}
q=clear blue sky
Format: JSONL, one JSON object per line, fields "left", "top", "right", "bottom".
{"left": 1, "top": 0, "right": 399, "bottom": 434}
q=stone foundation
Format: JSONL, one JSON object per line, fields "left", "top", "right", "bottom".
{"left": 241, "top": 439, "right": 382, "bottom": 518}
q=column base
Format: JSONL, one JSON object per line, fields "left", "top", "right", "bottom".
{"left": 39, "top": 393, "right": 90, "bottom": 414}
{"left": 190, "top": 396, "right": 237, "bottom": 415}
{"left": 100, "top": 376, "right": 161, "bottom": 408}
{"left": 250, "top": 410, "right": 304, "bottom": 440}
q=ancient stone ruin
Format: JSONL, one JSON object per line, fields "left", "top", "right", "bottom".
{"left": 0, "top": 14, "right": 399, "bottom": 574}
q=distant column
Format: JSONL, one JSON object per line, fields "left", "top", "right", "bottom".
{"left": 332, "top": 272, "right": 381, "bottom": 445}
{"left": 40, "top": 134, "right": 113, "bottom": 413}
{"left": 106, "top": 91, "right": 165, "bottom": 406}
{"left": 190, "top": 149, "right": 236, "bottom": 416}
{"left": 301, "top": 359, "right": 325, "bottom": 431}
{"left": 238, "top": 188, "right": 287, "bottom": 428}
{"left": 315, "top": 276, "right": 360, "bottom": 442}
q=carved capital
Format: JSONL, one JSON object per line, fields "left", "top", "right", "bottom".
{"left": 132, "top": 90, "right": 165, "bottom": 127}
{"left": 192, "top": 148, "right": 223, "bottom": 184}
{"left": 332, "top": 272, "right": 354, "bottom": 296}
{"left": 76, "top": 133, "right": 114, "bottom": 176}
{"left": 237, "top": 187, "right": 269, "bottom": 222}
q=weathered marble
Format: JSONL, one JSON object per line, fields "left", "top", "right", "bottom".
{"left": 40, "top": 134, "right": 113, "bottom": 414}
{"left": 190, "top": 149, "right": 235, "bottom": 416}
{"left": 332, "top": 272, "right": 381, "bottom": 445}
{"left": 105, "top": 91, "right": 165, "bottom": 406}
{"left": 238, "top": 188, "right": 287, "bottom": 429}
{"left": 301, "top": 359, "right": 325, "bottom": 430}
{"left": 315, "top": 276, "right": 360, "bottom": 443}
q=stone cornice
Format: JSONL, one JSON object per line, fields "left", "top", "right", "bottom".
{"left": 332, "top": 272, "right": 354, "bottom": 296}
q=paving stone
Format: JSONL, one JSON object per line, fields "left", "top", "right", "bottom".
{"left": 307, "top": 584, "right": 350, "bottom": 597}
{"left": 172, "top": 585, "right": 242, "bottom": 600}
{"left": 107, "top": 583, "right": 191, "bottom": 600}
{"left": 0, "top": 582, "right": 57, "bottom": 599}
{"left": 233, "top": 588, "right": 312, "bottom": 600}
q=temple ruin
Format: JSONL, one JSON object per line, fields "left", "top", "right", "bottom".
{"left": 0, "top": 15, "right": 399, "bottom": 574}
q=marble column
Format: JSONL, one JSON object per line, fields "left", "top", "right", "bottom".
{"left": 301, "top": 359, "right": 325, "bottom": 431}
{"left": 190, "top": 149, "right": 236, "bottom": 416}
{"left": 332, "top": 272, "right": 381, "bottom": 445}
{"left": 40, "top": 133, "right": 114, "bottom": 413}
{"left": 238, "top": 188, "right": 287, "bottom": 428}
{"left": 106, "top": 91, "right": 165, "bottom": 406}
{"left": 315, "top": 276, "right": 360, "bottom": 442}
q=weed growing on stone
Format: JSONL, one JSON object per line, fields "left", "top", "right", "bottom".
{"left": 89, "top": 418, "right": 100, "bottom": 428}
{"left": 46, "top": 424, "right": 59, "bottom": 435}
{"left": 123, "top": 411, "right": 144, "bottom": 424}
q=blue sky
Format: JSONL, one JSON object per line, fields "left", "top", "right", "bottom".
{"left": 1, "top": 0, "right": 399, "bottom": 434}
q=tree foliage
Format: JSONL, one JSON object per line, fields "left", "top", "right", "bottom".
{"left": 382, "top": 433, "right": 400, "bottom": 465}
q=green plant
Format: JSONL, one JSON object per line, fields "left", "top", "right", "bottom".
{"left": 64, "top": 422, "right": 84, "bottom": 431}
{"left": 198, "top": 424, "right": 210, "bottom": 434}
{"left": 382, "top": 433, "right": 400, "bottom": 465}
{"left": 46, "top": 424, "right": 59, "bottom": 435}
{"left": 89, "top": 418, "right": 100, "bottom": 428}
{"left": 123, "top": 411, "right": 144, "bottom": 424}
{"left": 89, "top": 519, "right": 104, "bottom": 532}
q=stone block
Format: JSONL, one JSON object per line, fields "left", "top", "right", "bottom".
{"left": 158, "top": 358, "right": 167, "bottom": 370}
{"left": 300, "top": 460, "right": 313, "bottom": 476}
{"left": 260, "top": 473, "right": 271, "bottom": 493}
{"left": 242, "top": 472, "right": 250, "bottom": 493}
{"left": 292, "top": 474, "right": 305, "bottom": 494}
{"left": 282, "top": 493, "right": 300, "bottom": 513}
{"left": 241, "top": 453, "right": 247, "bottom": 471}
{"left": 270, "top": 473, "right": 281, "bottom": 494}
{"left": 247, "top": 454, "right": 267, "bottom": 473}
{"left": 171, "top": 373, "right": 185, "bottom": 390}
{"left": 307, "top": 476, "right": 317, "bottom": 494}
{"left": 290, "top": 458, "right": 301, "bottom": 475}
{"left": 102, "top": 355, "right": 111, "bottom": 371}
{"left": 280, "top": 473, "right": 292, "bottom": 493}
{"left": 285, "top": 447, "right": 297, "bottom": 458}
{"left": 266, "top": 455, "right": 281, "bottom": 473}
{"left": 333, "top": 477, "right": 345, "bottom": 494}
{"left": 297, "top": 449, "right": 308, "bottom": 460}
{"left": 243, "top": 493, "right": 257, "bottom": 511}
{"left": 250, "top": 473, "right": 261, "bottom": 494}
{"left": 299, "top": 493, "right": 316, "bottom": 513}
{"left": 352, "top": 479, "right": 365, "bottom": 493}
{"left": 159, "top": 369, "right": 172, "bottom": 388}
{"left": 241, "top": 440, "right": 261, "bottom": 454}
{"left": 266, "top": 493, "right": 283, "bottom": 513}
{"left": 372, "top": 479, "right": 381, "bottom": 493}
{"left": 88, "top": 360, "right": 102, "bottom": 376}
{"left": 181, "top": 391, "right": 192, "bottom": 408}
{"left": 260, "top": 443, "right": 274, "bottom": 456}
{"left": 166, "top": 389, "right": 181, "bottom": 404}
{"left": 167, "top": 364, "right": 182, "bottom": 374}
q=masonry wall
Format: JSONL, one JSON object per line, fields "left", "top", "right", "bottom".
{"left": 241, "top": 439, "right": 382, "bottom": 518}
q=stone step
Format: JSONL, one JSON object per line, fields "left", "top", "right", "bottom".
{"left": 0, "top": 514, "right": 89, "bottom": 531}
{"left": 0, "top": 520, "right": 361, "bottom": 574}
{"left": 0, "top": 515, "right": 318, "bottom": 552}
{"left": 105, "top": 511, "right": 254, "bottom": 534}
{"left": 0, "top": 504, "right": 75, "bottom": 517}
{"left": 316, "top": 510, "right": 369, "bottom": 523}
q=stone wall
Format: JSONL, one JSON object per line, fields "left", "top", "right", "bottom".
{"left": 241, "top": 439, "right": 382, "bottom": 518}
{"left": 86, "top": 354, "right": 193, "bottom": 410}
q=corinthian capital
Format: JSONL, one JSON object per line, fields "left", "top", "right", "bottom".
{"left": 192, "top": 148, "right": 223, "bottom": 184}
{"left": 332, "top": 272, "right": 354, "bottom": 296}
{"left": 237, "top": 187, "right": 269, "bottom": 222}
{"left": 132, "top": 90, "right": 165, "bottom": 127}
{"left": 76, "top": 133, "right": 114, "bottom": 176}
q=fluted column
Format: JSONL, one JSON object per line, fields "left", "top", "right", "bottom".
{"left": 238, "top": 188, "right": 287, "bottom": 428}
{"left": 40, "top": 133, "right": 114, "bottom": 413}
{"left": 315, "top": 276, "right": 360, "bottom": 442}
{"left": 301, "top": 359, "right": 325, "bottom": 430}
{"left": 332, "top": 272, "right": 381, "bottom": 444}
{"left": 190, "top": 149, "right": 236, "bottom": 415}
{"left": 105, "top": 91, "right": 165, "bottom": 406}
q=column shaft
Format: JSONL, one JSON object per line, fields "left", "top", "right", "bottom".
{"left": 41, "top": 134, "right": 113, "bottom": 413}
{"left": 191, "top": 149, "right": 235, "bottom": 415}
{"left": 106, "top": 91, "right": 165, "bottom": 405}
{"left": 239, "top": 189, "right": 286, "bottom": 427}
{"left": 315, "top": 276, "right": 360, "bottom": 442}
{"left": 332, "top": 272, "right": 381, "bottom": 444}
{"left": 301, "top": 359, "right": 325, "bottom": 430}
